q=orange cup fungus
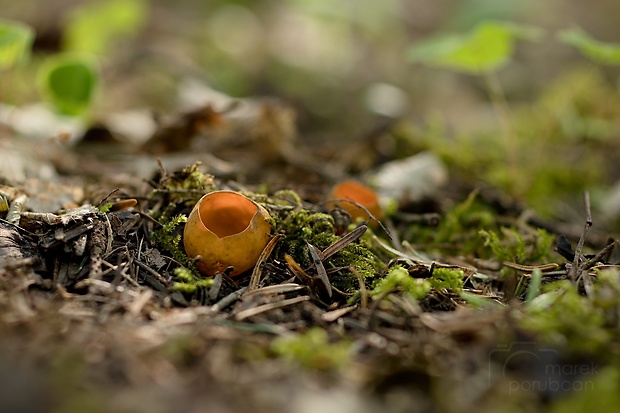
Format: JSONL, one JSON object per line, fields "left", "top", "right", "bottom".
{"left": 327, "top": 181, "right": 382, "bottom": 223}
{"left": 183, "top": 191, "right": 272, "bottom": 276}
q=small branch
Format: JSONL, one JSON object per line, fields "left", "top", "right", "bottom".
{"left": 247, "top": 234, "right": 282, "bottom": 292}
{"left": 569, "top": 191, "right": 592, "bottom": 282}
{"left": 234, "top": 296, "right": 310, "bottom": 321}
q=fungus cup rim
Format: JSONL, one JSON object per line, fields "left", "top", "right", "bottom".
{"left": 197, "top": 191, "right": 260, "bottom": 238}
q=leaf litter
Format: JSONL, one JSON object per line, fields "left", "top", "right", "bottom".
{"left": 1, "top": 100, "right": 620, "bottom": 413}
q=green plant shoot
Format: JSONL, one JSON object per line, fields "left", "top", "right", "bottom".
{"left": 407, "top": 20, "right": 543, "bottom": 74}
{"left": 0, "top": 19, "right": 34, "bottom": 70}
{"left": 558, "top": 27, "right": 620, "bottom": 65}
{"left": 64, "top": 0, "right": 148, "bottom": 55}
{"left": 38, "top": 54, "right": 99, "bottom": 116}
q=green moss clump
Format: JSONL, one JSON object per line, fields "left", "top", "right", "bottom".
{"left": 521, "top": 280, "right": 612, "bottom": 355}
{"left": 430, "top": 267, "right": 464, "bottom": 293}
{"left": 406, "top": 191, "right": 496, "bottom": 256}
{"left": 164, "top": 163, "right": 215, "bottom": 192}
{"left": 434, "top": 191, "right": 495, "bottom": 242}
{"left": 372, "top": 265, "right": 464, "bottom": 301}
{"left": 480, "top": 227, "right": 555, "bottom": 273}
{"left": 274, "top": 208, "right": 337, "bottom": 264}
{"left": 152, "top": 214, "right": 210, "bottom": 292}
{"left": 97, "top": 202, "right": 113, "bottom": 213}
{"left": 270, "top": 189, "right": 302, "bottom": 206}
{"left": 172, "top": 267, "right": 214, "bottom": 293}
{"left": 272, "top": 207, "right": 383, "bottom": 294}
{"left": 152, "top": 214, "right": 190, "bottom": 266}
{"left": 372, "top": 265, "right": 431, "bottom": 300}
{"left": 549, "top": 367, "right": 620, "bottom": 413}
{"left": 271, "top": 328, "right": 351, "bottom": 371}
{"left": 151, "top": 163, "right": 217, "bottom": 225}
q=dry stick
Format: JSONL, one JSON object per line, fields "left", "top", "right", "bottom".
{"left": 156, "top": 157, "right": 167, "bottom": 184}
{"left": 96, "top": 188, "right": 120, "bottom": 209}
{"left": 327, "top": 198, "right": 391, "bottom": 239}
{"left": 367, "top": 287, "right": 397, "bottom": 331}
{"left": 502, "top": 262, "right": 559, "bottom": 273}
{"left": 350, "top": 266, "right": 368, "bottom": 310}
{"left": 321, "top": 305, "right": 357, "bottom": 323}
{"left": 234, "top": 296, "right": 310, "bottom": 321}
{"left": 483, "top": 70, "right": 518, "bottom": 177}
{"left": 211, "top": 287, "right": 246, "bottom": 313}
{"left": 306, "top": 241, "right": 331, "bottom": 298}
{"left": 134, "top": 259, "right": 169, "bottom": 287}
{"left": 285, "top": 254, "right": 313, "bottom": 285}
{"left": 321, "top": 224, "right": 367, "bottom": 261}
{"left": 583, "top": 240, "right": 617, "bottom": 271}
{"left": 247, "top": 234, "right": 282, "bottom": 292}
{"left": 208, "top": 273, "right": 223, "bottom": 301}
{"left": 103, "top": 213, "right": 114, "bottom": 257}
{"left": 243, "top": 283, "right": 304, "bottom": 299}
{"left": 569, "top": 191, "right": 593, "bottom": 282}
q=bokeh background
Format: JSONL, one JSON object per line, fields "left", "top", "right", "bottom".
{"left": 2, "top": 0, "right": 620, "bottom": 225}
{"left": 3, "top": 0, "right": 619, "bottom": 132}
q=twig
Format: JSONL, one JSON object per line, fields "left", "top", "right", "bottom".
{"left": 569, "top": 191, "right": 592, "bottom": 282}
{"left": 350, "top": 266, "right": 368, "bottom": 310}
{"left": 134, "top": 259, "right": 170, "bottom": 287}
{"left": 483, "top": 70, "right": 518, "bottom": 176}
{"left": 210, "top": 287, "right": 246, "bottom": 313}
{"left": 502, "top": 262, "right": 559, "bottom": 273}
{"left": 306, "top": 241, "right": 331, "bottom": 298}
{"left": 321, "top": 305, "right": 357, "bottom": 323}
{"left": 242, "top": 283, "right": 304, "bottom": 298}
{"left": 321, "top": 224, "right": 367, "bottom": 261}
{"left": 583, "top": 240, "right": 617, "bottom": 271}
{"left": 285, "top": 254, "right": 313, "bottom": 285}
{"left": 368, "top": 287, "right": 397, "bottom": 330}
{"left": 157, "top": 157, "right": 167, "bottom": 185}
{"left": 234, "top": 296, "right": 310, "bottom": 321}
{"left": 324, "top": 199, "right": 391, "bottom": 238}
{"left": 208, "top": 273, "right": 223, "bottom": 301}
{"left": 247, "top": 234, "right": 282, "bottom": 292}
{"left": 96, "top": 188, "right": 120, "bottom": 208}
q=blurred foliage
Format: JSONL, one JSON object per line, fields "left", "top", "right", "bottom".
{"left": 559, "top": 27, "right": 620, "bottom": 65}
{"left": 393, "top": 64, "right": 619, "bottom": 218}
{"left": 271, "top": 328, "right": 351, "bottom": 371}
{"left": 0, "top": 19, "right": 33, "bottom": 70}
{"left": 480, "top": 227, "right": 555, "bottom": 267}
{"left": 37, "top": 53, "right": 99, "bottom": 116}
{"left": 403, "top": 191, "right": 496, "bottom": 256}
{"left": 549, "top": 366, "right": 620, "bottom": 413}
{"left": 521, "top": 269, "right": 620, "bottom": 357}
{"left": 408, "top": 20, "right": 543, "bottom": 74}
{"left": 63, "top": 0, "right": 147, "bottom": 55}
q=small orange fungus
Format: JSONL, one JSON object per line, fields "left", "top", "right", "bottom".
{"left": 183, "top": 191, "right": 272, "bottom": 276}
{"left": 327, "top": 181, "right": 382, "bottom": 223}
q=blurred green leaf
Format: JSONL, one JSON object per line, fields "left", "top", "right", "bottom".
{"left": 408, "top": 20, "right": 543, "bottom": 74}
{"left": 38, "top": 54, "right": 99, "bottom": 116}
{"left": 558, "top": 27, "right": 620, "bottom": 65}
{"left": 64, "top": 0, "right": 148, "bottom": 55}
{"left": 0, "top": 19, "right": 34, "bottom": 70}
